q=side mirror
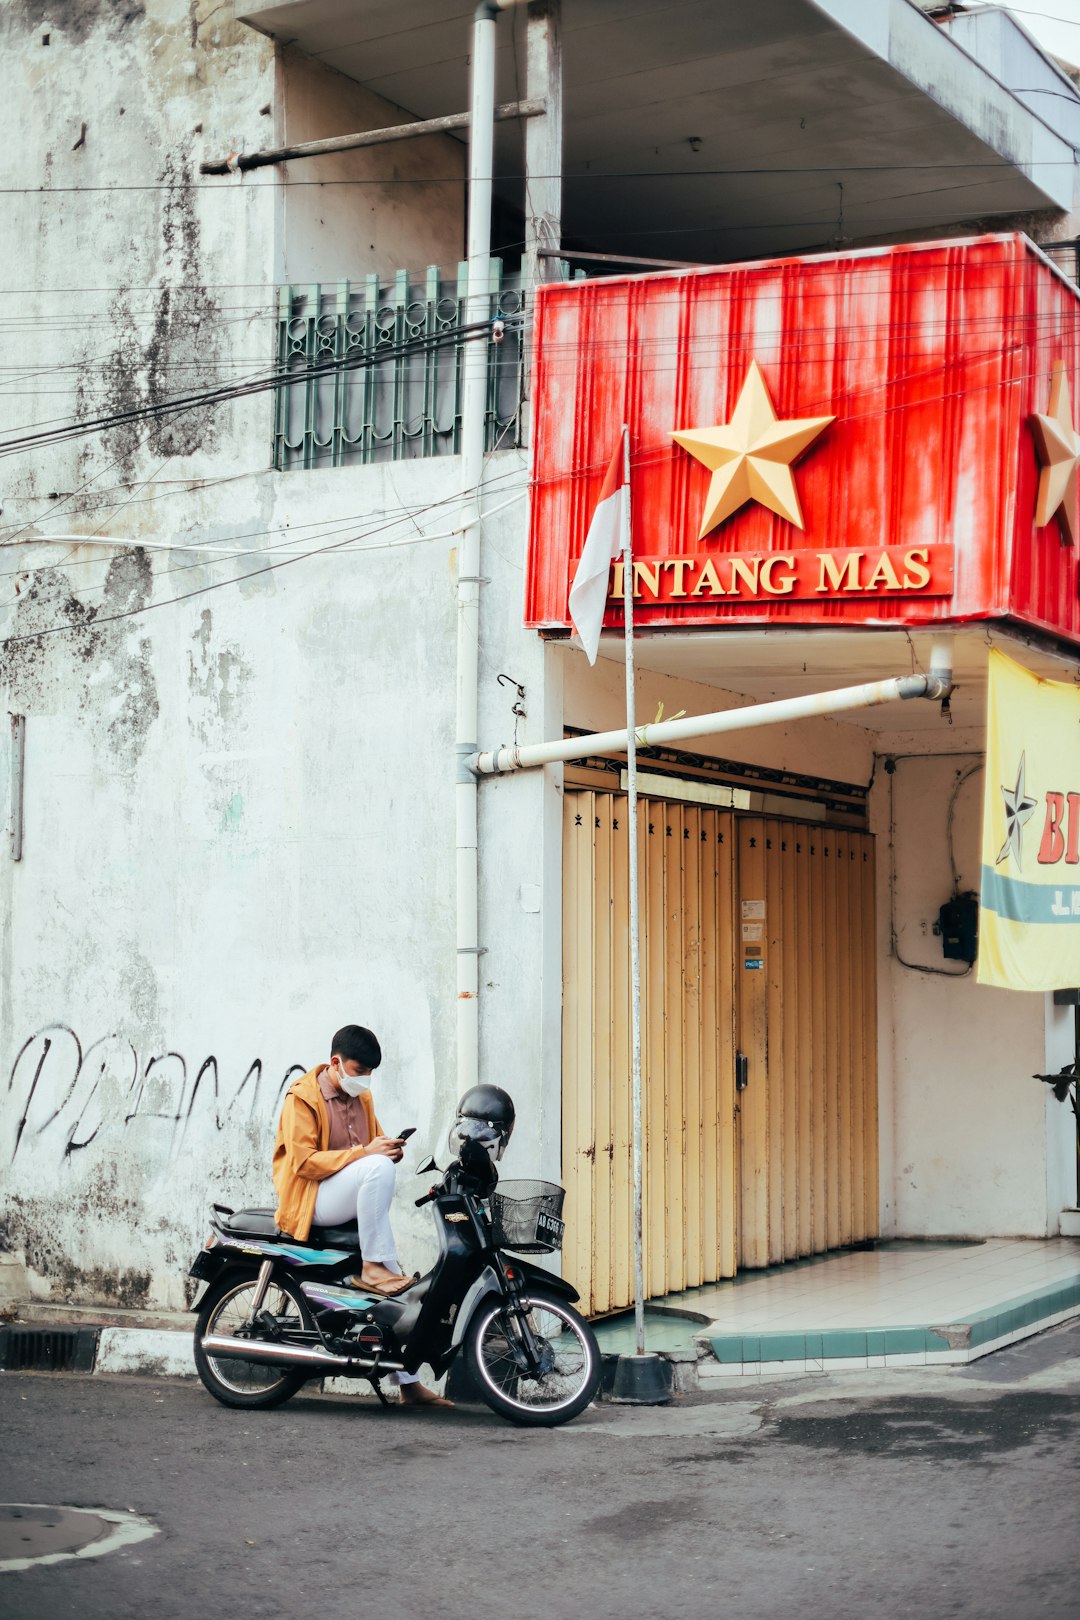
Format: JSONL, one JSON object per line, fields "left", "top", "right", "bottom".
{"left": 415, "top": 1156, "right": 438, "bottom": 1177}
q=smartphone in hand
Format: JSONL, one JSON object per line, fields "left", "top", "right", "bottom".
{"left": 396, "top": 1127, "right": 417, "bottom": 1142}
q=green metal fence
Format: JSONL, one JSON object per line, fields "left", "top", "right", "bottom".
{"left": 273, "top": 261, "right": 526, "bottom": 470}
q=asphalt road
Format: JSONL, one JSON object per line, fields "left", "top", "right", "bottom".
{"left": 2, "top": 1320, "right": 1078, "bottom": 1620}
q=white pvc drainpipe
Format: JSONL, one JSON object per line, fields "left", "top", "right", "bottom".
{"left": 454, "top": 3, "right": 497, "bottom": 1099}
{"left": 455, "top": 0, "right": 528, "bottom": 1096}
{"left": 468, "top": 667, "right": 954, "bottom": 777}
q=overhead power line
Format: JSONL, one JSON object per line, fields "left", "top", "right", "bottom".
{"left": 1, "top": 468, "right": 530, "bottom": 648}
{"left": 0, "top": 314, "right": 510, "bottom": 460}
{"left": 2, "top": 275, "right": 1071, "bottom": 377}
{"left": 0, "top": 464, "right": 531, "bottom": 576}
{"left": 4, "top": 157, "right": 1080, "bottom": 198}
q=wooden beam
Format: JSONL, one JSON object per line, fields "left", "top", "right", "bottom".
{"left": 199, "top": 98, "right": 545, "bottom": 176}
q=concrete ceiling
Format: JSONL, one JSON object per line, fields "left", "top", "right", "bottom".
{"left": 238, "top": 0, "right": 1072, "bottom": 263}
{"left": 593, "top": 624, "right": 1080, "bottom": 735}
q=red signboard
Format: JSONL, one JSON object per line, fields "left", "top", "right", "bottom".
{"left": 599, "top": 545, "right": 955, "bottom": 608}
{"left": 525, "top": 234, "right": 1080, "bottom": 644}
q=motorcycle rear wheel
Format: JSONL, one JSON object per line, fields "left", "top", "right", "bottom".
{"left": 194, "top": 1271, "right": 312, "bottom": 1410}
{"left": 464, "top": 1289, "right": 601, "bottom": 1427}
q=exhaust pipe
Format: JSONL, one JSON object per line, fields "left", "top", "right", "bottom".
{"left": 201, "top": 1334, "right": 403, "bottom": 1375}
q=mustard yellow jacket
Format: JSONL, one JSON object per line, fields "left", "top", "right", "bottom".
{"left": 272, "top": 1065, "right": 383, "bottom": 1240}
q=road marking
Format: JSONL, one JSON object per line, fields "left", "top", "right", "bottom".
{"left": 0, "top": 1506, "right": 158, "bottom": 1574}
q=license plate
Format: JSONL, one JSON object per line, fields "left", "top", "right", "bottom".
{"left": 536, "top": 1210, "right": 565, "bottom": 1244}
{"left": 189, "top": 1251, "right": 219, "bottom": 1281}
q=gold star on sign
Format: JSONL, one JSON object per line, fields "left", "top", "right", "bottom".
{"left": 1031, "top": 360, "right": 1080, "bottom": 547}
{"left": 672, "top": 361, "right": 834, "bottom": 538}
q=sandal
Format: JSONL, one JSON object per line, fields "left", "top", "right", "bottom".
{"left": 367, "top": 1276, "right": 414, "bottom": 1297}
{"left": 356, "top": 1272, "right": 414, "bottom": 1297}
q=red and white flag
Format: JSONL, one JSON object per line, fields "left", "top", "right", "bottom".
{"left": 568, "top": 439, "right": 629, "bottom": 665}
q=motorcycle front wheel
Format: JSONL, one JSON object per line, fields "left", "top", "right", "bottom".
{"left": 463, "top": 1289, "right": 601, "bottom": 1427}
{"left": 194, "top": 1271, "right": 312, "bottom": 1410}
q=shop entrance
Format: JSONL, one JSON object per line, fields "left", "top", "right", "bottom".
{"left": 561, "top": 790, "right": 879, "bottom": 1316}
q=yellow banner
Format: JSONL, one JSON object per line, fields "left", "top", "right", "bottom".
{"left": 978, "top": 650, "right": 1080, "bottom": 991}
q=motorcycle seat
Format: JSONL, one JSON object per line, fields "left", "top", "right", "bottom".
{"left": 307, "top": 1221, "right": 361, "bottom": 1250}
{"left": 220, "top": 1207, "right": 280, "bottom": 1238}
{"left": 217, "top": 1206, "right": 361, "bottom": 1251}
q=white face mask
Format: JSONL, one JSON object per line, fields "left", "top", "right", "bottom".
{"left": 334, "top": 1061, "right": 367, "bottom": 1098}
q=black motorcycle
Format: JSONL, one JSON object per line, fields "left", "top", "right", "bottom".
{"left": 189, "top": 1099, "right": 601, "bottom": 1428}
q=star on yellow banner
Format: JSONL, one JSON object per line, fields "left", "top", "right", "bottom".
{"left": 1031, "top": 360, "right": 1080, "bottom": 547}
{"left": 673, "top": 361, "right": 834, "bottom": 538}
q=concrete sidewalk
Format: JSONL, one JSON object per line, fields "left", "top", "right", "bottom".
{"left": 592, "top": 1237, "right": 1080, "bottom": 1383}
{"left": 4, "top": 1236, "right": 1078, "bottom": 1389}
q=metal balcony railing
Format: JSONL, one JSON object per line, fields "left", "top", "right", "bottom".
{"left": 273, "top": 261, "right": 526, "bottom": 470}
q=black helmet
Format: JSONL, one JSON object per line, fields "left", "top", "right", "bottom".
{"left": 448, "top": 1084, "right": 516, "bottom": 1165}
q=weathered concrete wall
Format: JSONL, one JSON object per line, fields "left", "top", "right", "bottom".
{"left": 1043, "top": 996, "right": 1078, "bottom": 1221}
{"left": 0, "top": 1, "right": 510, "bottom": 1309}
{"left": 868, "top": 734, "right": 1057, "bottom": 1239}
{"left": 822, "top": 0, "right": 1075, "bottom": 212}
{"left": 476, "top": 478, "right": 564, "bottom": 1190}
{"left": 0, "top": 467, "right": 425, "bottom": 1304}
{"left": 1, "top": 0, "right": 276, "bottom": 1307}
{"left": 938, "top": 6, "right": 1080, "bottom": 154}
{"left": 0, "top": 0, "right": 279, "bottom": 513}
{"left": 1, "top": 448, "right": 544, "bottom": 1309}
{"left": 279, "top": 48, "right": 466, "bottom": 285}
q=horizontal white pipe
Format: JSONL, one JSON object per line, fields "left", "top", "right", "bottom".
{"left": 469, "top": 671, "right": 950, "bottom": 776}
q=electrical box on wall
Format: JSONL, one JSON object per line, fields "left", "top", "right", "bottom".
{"left": 938, "top": 893, "right": 979, "bottom": 963}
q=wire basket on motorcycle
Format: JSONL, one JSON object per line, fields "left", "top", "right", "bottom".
{"left": 487, "top": 1180, "right": 566, "bottom": 1253}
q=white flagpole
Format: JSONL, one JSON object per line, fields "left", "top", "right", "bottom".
{"left": 620, "top": 423, "right": 647, "bottom": 1358}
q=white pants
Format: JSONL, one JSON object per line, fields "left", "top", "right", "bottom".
{"left": 313, "top": 1155, "right": 418, "bottom": 1386}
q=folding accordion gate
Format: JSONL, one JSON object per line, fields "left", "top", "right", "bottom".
{"left": 561, "top": 790, "right": 879, "bottom": 1316}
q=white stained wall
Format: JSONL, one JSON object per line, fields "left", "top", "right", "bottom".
{"left": 1, "top": 0, "right": 273, "bottom": 1310}
{"left": 1043, "top": 996, "right": 1079, "bottom": 1220}
{"left": 1, "top": 447, "right": 551, "bottom": 1311}
{"left": 869, "top": 731, "right": 1055, "bottom": 1239}
{"left": 1, "top": 459, "right": 455, "bottom": 1308}
{"left": 0, "top": 2, "right": 279, "bottom": 507}
{"left": 277, "top": 49, "right": 466, "bottom": 286}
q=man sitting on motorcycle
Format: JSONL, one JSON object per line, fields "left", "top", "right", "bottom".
{"left": 272, "top": 1023, "right": 452, "bottom": 1409}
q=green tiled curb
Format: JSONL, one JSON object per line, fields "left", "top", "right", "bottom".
{"left": 703, "top": 1271, "right": 1080, "bottom": 1365}
{"left": 963, "top": 1273, "right": 1080, "bottom": 1350}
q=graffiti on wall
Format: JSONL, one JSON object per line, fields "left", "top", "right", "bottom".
{"left": 6, "top": 1024, "right": 305, "bottom": 1163}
